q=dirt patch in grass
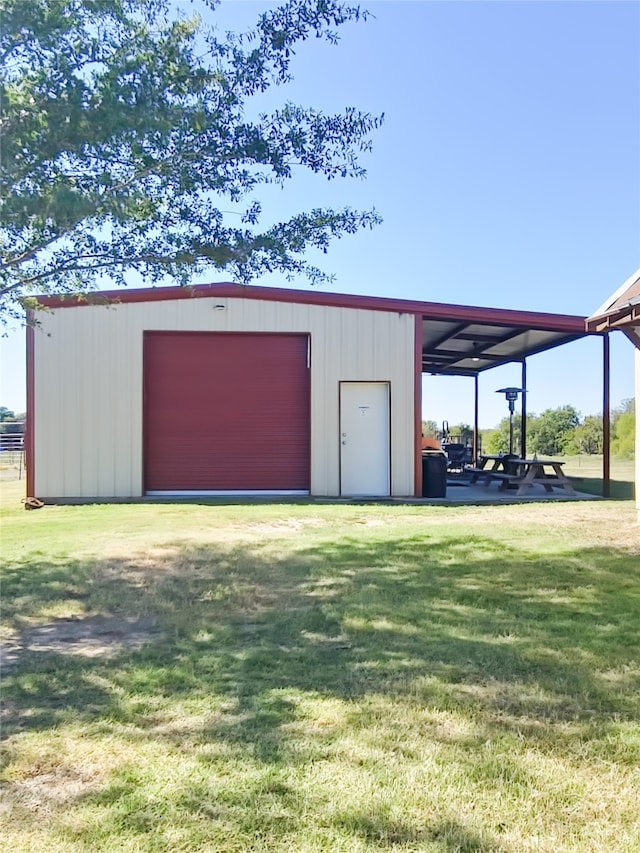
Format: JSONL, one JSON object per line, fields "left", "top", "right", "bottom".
{"left": 2, "top": 763, "right": 103, "bottom": 811}
{"left": 0, "top": 615, "right": 162, "bottom": 671}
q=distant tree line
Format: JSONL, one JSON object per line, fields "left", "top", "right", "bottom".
{"left": 481, "top": 399, "right": 635, "bottom": 458}
{"left": 422, "top": 399, "right": 635, "bottom": 459}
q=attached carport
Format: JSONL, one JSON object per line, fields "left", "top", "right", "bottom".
{"left": 415, "top": 301, "right": 607, "bottom": 496}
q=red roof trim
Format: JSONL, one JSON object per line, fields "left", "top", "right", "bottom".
{"left": 34, "top": 281, "right": 588, "bottom": 333}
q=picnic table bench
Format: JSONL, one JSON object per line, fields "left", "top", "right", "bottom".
{"left": 481, "top": 471, "right": 521, "bottom": 484}
{"left": 469, "top": 455, "right": 576, "bottom": 497}
{"left": 468, "top": 455, "right": 520, "bottom": 485}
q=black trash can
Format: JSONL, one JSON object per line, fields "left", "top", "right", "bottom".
{"left": 422, "top": 451, "right": 447, "bottom": 498}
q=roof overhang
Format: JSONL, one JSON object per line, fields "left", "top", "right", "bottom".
{"left": 33, "top": 281, "right": 591, "bottom": 374}
{"left": 586, "top": 268, "right": 640, "bottom": 350}
{"left": 420, "top": 317, "right": 586, "bottom": 376}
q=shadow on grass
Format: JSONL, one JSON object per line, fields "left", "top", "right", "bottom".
{"left": 2, "top": 532, "right": 639, "bottom": 849}
{"left": 332, "top": 812, "right": 493, "bottom": 851}
{"left": 3, "top": 534, "right": 640, "bottom": 732}
{"left": 571, "top": 476, "right": 635, "bottom": 500}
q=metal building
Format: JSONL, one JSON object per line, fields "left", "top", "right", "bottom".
{"left": 26, "top": 283, "right": 588, "bottom": 501}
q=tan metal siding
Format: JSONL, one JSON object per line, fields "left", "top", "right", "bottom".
{"left": 33, "top": 296, "right": 415, "bottom": 498}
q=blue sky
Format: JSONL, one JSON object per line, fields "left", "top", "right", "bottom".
{"left": 1, "top": 0, "right": 639, "bottom": 428}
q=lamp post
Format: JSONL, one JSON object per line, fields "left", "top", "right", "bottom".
{"left": 496, "top": 387, "right": 526, "bottom": 456}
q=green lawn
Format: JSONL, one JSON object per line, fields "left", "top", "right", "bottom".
{"left": 562, "top": 454, "right": 635, "bottom": 500}
{"left": 1, "top": 479, "right": 640, "bottom": 852}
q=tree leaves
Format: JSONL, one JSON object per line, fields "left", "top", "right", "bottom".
{"left": 0, "top": 0, "right": 382, "bottom": 322}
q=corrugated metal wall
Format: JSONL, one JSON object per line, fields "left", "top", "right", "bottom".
{"left": 32, "top": 296, "right": 416, "bottom": 498}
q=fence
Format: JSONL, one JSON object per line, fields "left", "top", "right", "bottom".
{"left": 0, "top": 425, "right": 25, "bottom": 479}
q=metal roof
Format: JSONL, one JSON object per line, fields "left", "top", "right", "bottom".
{"left": 34, "top": 282, "right": 590, "bottom": 375}
{"left": 420, "top": 317, "right": 586, "bottom": 376}
{"left": 587, "top": 267, "right": 640, "bottom": 349}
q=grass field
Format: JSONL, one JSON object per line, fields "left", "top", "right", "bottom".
{"left": 1, "top": 478, "right": 639, "bottom": 852}
{"left": 561, "top": 455, "right": 635, "bottom": 500}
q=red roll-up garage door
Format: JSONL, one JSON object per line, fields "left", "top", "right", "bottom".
{"left": 144, "top": 332, "right": 310, "bottom": 492}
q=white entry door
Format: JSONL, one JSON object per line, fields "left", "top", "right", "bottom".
{"left": 340, "top": 382, "right": 390, "bottom": 496}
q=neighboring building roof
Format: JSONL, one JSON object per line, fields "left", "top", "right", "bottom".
{"left": 587, "top": 267, "right": 640, "bottom": 349}
{"left": 33, "top": 281, "right": 591, "bottom": 376}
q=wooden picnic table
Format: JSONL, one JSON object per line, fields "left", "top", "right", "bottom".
{"left": 469, "top": 455, "right": 576, "bottom": 497}
{"left": 510, "top": 458, "right": 576, "bottom": 497}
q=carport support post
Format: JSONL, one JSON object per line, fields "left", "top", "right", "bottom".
{"left": 520, "top": 359, "right": 527, "bottom": 459}
{"left": 603, "top": 332, "right": 611, "bottom": 498}
{"left": 25, "top": 316, "right": 35, "bottom": 498}
{"left": 415, "top": 315, "right": 423, "bottom": 498}
{"left": 473, "top": 373, "right": 479, "bottom": 462}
